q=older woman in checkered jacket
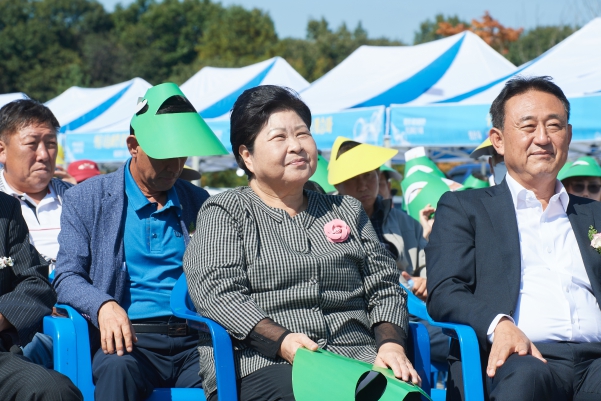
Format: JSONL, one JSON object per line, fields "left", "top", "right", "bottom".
{"left": 183, "top": 85, "right": 419, "bottom": 401}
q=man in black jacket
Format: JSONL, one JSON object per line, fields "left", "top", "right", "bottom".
{"left": 0, "top": 191, "right": 82, "bottom": 400}
{"left": 427, "top": 76, "right": 601, "bottom": 401}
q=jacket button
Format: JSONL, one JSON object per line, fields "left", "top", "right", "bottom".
{"left": 510, "top": 310, "right": 514, "bottom": 315}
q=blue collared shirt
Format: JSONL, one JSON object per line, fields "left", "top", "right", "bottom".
{"left": 121, "top": 159, "right": 186, "bottom": 319}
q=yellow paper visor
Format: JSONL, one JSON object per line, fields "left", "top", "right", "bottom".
{"left": 328, "top": 144, "right": 398, "bottom": 185}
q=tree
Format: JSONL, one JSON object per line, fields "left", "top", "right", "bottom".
{"left": 0, "top": 0, "right": 112, "bottom": 101}
{"left": 413, "top": 14, "right": 469, "bottom": 45}
{"left": 278, "top": 18, "right": 403, "bottom": 82}
{"left": 506, "top": 26, "right": 576, "bottom": 66}
{"left": 436, "top": 11, "right": 523, "bottom": 54}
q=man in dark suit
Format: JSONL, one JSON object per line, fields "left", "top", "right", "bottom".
{"left": 426, "top": 76, "right": 601, "bottom": 401}
{"left": 0, "top": 192, "right": 82, "bottom": 400}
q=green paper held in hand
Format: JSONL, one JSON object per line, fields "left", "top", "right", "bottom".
{"left": 401, "top": 171, "right": 460, "bottom": 221}
{"left": 130, "top": 82, "right": 228, "bottom": 159}
{"left": 292, "top": 348, "right": 430, "bottom": 401}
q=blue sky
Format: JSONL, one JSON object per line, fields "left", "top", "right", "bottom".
{"left": 98, "top": 0, "right": 595, "bottom": 43}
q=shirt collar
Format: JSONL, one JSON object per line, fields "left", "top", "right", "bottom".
{"left": 124, "top": 159, "right": 181, "bottom": 215}
{"left": 505, "top": 172, "right": 569, "bottom": 212}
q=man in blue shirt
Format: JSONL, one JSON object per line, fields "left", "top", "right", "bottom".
{"left": 53, "top": 83, "right": 228, "bottom": 401}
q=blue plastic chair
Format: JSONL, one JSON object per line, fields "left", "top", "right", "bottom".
{"left": 401, "top": 285, "right": 485, "bottom": 401}
{"left": 171, "top": 273, "right": 436, "bottom": 399}
{"left": 43, "top": 305, "right": 205, "bottom": 401}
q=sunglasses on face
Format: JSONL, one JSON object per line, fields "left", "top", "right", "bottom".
{"left": 570, "top": 182, "right": 601, "bottom": 194}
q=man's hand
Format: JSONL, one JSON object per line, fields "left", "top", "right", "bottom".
{"left": 54, "top": 166, "right": 77, "bottom": 185}
{"left": 97, "top": 301, "right": 137, "bottom": 356}
{"left": 278, "top": 333, "right": 318, "bottom": 364}
{"left": 0, "top": 312, "right": 13, "bottom": 332}
{"left": 374, "top": 343, "right": 421, "bottom": 385}
{"left": 487, "top": 317, "right": 546, "bottom": 377}
{"left": 401, "top": 271, "right": 427, "bottom": 301}
{"left": 418, "top": 204, "right": 436, "bottom": 240}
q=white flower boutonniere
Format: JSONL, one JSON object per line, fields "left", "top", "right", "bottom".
{"left": 589, "top": 226, "right": 601, "bottom": 255}
{"left": 0, "top": 256, "right": 14, "bottom": 269}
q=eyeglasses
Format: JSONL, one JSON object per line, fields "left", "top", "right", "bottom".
{"left": 570, "top": 182, "right": 601, "bottom": 195}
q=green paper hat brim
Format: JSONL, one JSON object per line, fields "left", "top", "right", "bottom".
{"left": 131, "top": 82, "right": 228, "bottom": 159}
{"left": 404, "top": 156, "right": 445, "bottom": 179}
{"left": 134, "top": 112, "right": 228, "bottom": 159}
{"left": 557, "top": 157, "right": 601, "bottom": 181}
{"left": 402, "top": 171, "right": 452, "bottom": 221}
{"left": 459, "top": 175, "right": 490, "bottom": 190}
{"left": 292, "top": 348, "right": 429, "bottom": 401}
{"left": 310, "top": 155, "right": 337, "bottom": 193}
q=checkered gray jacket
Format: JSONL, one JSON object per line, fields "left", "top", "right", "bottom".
{"left": 183, "top": 187, "right": 408, "bottom": 396}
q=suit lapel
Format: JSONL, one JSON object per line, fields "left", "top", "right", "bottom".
{"left": 482, "top": 181, "right": 522, "bottom": 305}
{"left": 567, "top": 197, "right": 601, "bottom": 304}
{"left": 101, "top": 165, "right": 127, "bottom": 300}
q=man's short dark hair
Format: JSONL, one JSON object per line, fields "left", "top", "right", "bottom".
{"left": 490, "top": 76, "right": 570, "bottom": 130}
{"left": 0, "top": 99, "right": 60, "bottom": 142}
{"left": 230, "top": 85, "right": 312, "bottom": 178}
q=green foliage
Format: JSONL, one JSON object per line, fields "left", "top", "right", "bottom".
{"left": 506, "top": 25, "right": 577, "bottom": 66}
{"left": 201, "top": 170, "right": 248, "bottom": 188}
{"left": 278, "top": 18, "right": 403, "bottom": 82}
{"left": 413, "top": 14, "right": 469, "bottom": 45}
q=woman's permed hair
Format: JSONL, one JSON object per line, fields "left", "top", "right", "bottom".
{"left": 230, "top": 85, "right": 312, "bottom": 178}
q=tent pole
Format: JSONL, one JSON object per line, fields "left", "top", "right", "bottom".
{"left": 191, "top": 156, "right": 201, "bottom": 187}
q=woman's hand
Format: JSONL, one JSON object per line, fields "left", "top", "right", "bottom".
{"left": 278, "top": 333, "right": 318, "bottom": 364}
{"left": 374, "top": 343, "right": 421, "bottom": 385}
{"left": 418, "top": 204, "right": 436, "bottom": 240}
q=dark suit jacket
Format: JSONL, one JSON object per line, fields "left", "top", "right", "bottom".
{"left": 0, "top": 192, "right": 55, "bottom": 348}
{"left": 425, "top": 180, "right": 601, "bottom": 357}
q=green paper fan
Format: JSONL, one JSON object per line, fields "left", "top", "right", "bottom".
{"left": 293, "top": 348, "right": 430, "bottom": 401}
{"left": 130, "top": 82, "right": 228, "bottom": 159}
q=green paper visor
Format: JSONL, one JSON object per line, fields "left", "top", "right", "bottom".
{"left": 459, "top": 174, "right": 490, "bottom": 190}
{"left": 310, "top": 154, "right": 337, "bottom": 193}
{"left": 292, "top": 348, "right": 430, "bottom": 401}
{"left": 557, "top": 157, "right": 601, "bottom": 181}
{"left": 404, "top": 156, "right": 445, "bottom": 179}
{"left": 130, "top": 83, "right": 228, "bottom": 159}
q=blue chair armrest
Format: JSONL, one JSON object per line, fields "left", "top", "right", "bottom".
{"left": 171, "top": 275, "right": 238, "bottom": 401}
{"left": 44, "top": 304, "right": 95, "bottom": 401}
{"left": 425, "top": 321, "right": 483, "bottom": 401}
{"left": 408, "top": 320, "right": 432, "bottom": 395}
{"left": 402, "top": 286, "right": 484, "bottom": 401}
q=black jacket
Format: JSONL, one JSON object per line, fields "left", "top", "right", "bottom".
{"left": 0, "top": 192, "right": 55, "bottom": 348}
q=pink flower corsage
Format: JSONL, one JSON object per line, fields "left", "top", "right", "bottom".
{"left": 324, "top": 219, "right": 350, "bottom": 243}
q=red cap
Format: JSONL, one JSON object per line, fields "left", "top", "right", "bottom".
{"left": 67, "top": 160, "right": 101, "bottom": 183}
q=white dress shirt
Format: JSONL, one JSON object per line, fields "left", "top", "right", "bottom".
{"left": 487, "top": 173, "right": 601, "bottom": 343}
{"left": 1, "top": 171, "right": 62, "bottom": 263}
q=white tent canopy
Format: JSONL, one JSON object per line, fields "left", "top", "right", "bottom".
{"left": 181, "top": 56, "right": 309, "bottom": 119}
{"left": 0, "top": 92, "right": 28, "bottom": 109}
{"left": 439, "top": 18, "right": 601, "bottom": 104}
{"left": 46, "top": 77, "right": 152, "bottom": 134}
{"left": 300, "top": 31, "right": 516, "bottom": 114}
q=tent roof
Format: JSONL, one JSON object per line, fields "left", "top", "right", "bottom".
{"left": 440, "top": 18, "right": 601, "bottom": 104}
{"left": 46, "top": 77, "right": 152, "bottom": 134}
{"left": 300, "top": 31, "right": 516, "bottom": 114}
{"left": 181, "top": 56, "right": 309, "bottom": 119}
{"left": 0, "top": 92, "right": 27, "bottom": 109}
